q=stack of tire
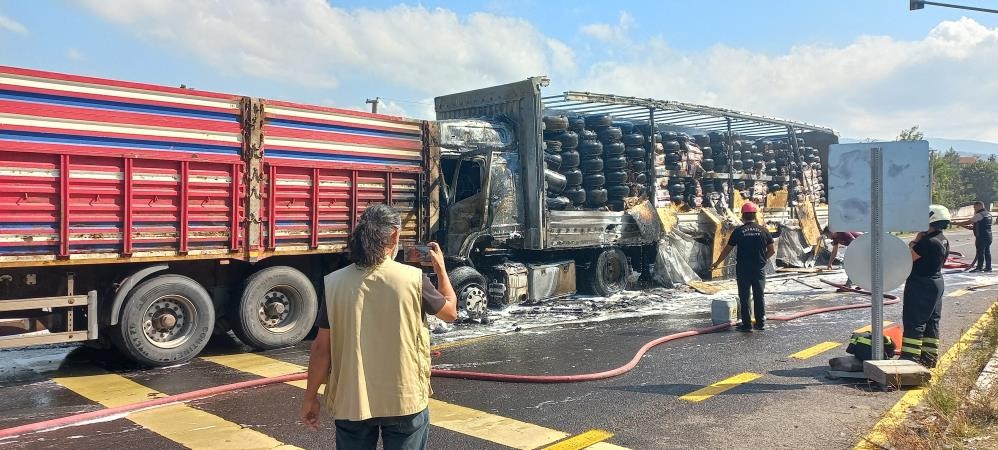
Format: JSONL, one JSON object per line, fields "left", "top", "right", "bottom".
{"left": 580, "top": 114, "right": 611, "bottom": 208}
{"left": 614, "top": 121, "right": 645, "bottom": 211}
{"left": 542, "top": 115, "right": 573, "bottom": 210}
{"left": 708, "top": 132, "right": 729, "bottom": 172}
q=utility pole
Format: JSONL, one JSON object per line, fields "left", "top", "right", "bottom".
{"left": 366, "top": 97, "right": 380, "bottom": 114}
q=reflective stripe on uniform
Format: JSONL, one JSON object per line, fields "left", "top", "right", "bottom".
{"left": 922, "top": 347, "right": 938, "bottom": 355}
{"left": 922, "top": 337, "right": 940, "bottom": 345}
{"left": 903, "top": 337, "right": 923, "bottom": 345}
{"left": 856, "top": 337, "right": 873, "bottom": 345}
{"left": 901, "top": 347, "right": 922, "bottom": 355}
{"left": 901, "top": 337, "right": 922, "bottom": 356}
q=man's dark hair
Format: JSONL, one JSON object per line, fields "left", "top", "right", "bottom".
{"left": 742, "top": 212, "right": 757, "bottom": 222}
{"left": 347, "top": 204, "right": 401, "bottom": 267}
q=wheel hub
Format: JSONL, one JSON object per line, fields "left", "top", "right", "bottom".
{"left": 462, "top": 285, "right": 487, "bottom": 316}
{"left": 142, "top": 297, "right": 193, "bottom": 347}
{"left": 258, "top": 290, "right": 291, "bottom": 328}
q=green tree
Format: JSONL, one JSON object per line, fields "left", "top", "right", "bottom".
{"left": 897, "top": 125, "right": 924, "bottom": 141}
{"left": 959, "top": 158, "right": 998, "bottom": 204}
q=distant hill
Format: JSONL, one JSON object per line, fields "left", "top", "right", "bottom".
{"left": 840, "top": 137, "right": 998, "bottom": 157}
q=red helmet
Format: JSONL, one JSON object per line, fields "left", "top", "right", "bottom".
{"left": 741, "top": 202, "right": 759, "bottom": 213}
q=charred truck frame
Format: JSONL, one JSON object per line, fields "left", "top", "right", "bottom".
{"left": 0, "top": 68, "right": 837, "bottom": 366}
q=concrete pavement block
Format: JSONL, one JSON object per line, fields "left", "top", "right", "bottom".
{"left": 828, "top": 356, "right": 864, "bottom": 372}
{"left": 863, "top": 360, "right": 932, "bottom": 388}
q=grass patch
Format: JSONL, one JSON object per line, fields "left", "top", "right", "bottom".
{"left": 885, "top": 306, "right": 998, "bottom": 449}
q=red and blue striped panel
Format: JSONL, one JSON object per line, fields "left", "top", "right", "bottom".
{"left": 0, "top": 66, "right": 244, "bottom": 163}
{"left": 0, "top": 66, "right": 245, "bottom": 258}
{"left": 262, "top": 99, "right": 423, "bottom": 172}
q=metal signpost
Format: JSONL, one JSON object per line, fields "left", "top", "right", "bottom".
{"left": 870, "top": 147, "right": 884, "bottom": 359}
{"left": 828, "top": 141, "right": 931, "bottom": 360}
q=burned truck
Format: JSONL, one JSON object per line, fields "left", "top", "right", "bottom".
{"left": 429, "top": 77, "right": 837, "bottom": 318}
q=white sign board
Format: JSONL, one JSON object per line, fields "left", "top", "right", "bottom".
{"left": 844, "top": 233, "right": 912, "bottom": 292}
{"left": 827, "top": 141, "right": 930, "bottom": 233}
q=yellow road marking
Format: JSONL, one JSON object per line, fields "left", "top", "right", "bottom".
{"left": 854, "top": 301, "right": 998, "bottom": 449}
{"left": 947, "top": 288, "right": 970, "bottom": 297}
{"left": 540, "top": 429, "right": 614, "bottom": 450}
{"left": 679, "top": 372, "right": 763, "bottom": 403}
{"left": 853, "top": 321, "right": 894, "bottom": 334}
{"left": 431, "top": 334, "right": 500, "bottom": 351}
{"left": 790, "top": 341, "right": 841, "bottom": 360}
{"left": 51, "top": 372, "right": 299, "bottom": 450}
{"left": 201, "top": 352, "right": 629, "bottom": 450}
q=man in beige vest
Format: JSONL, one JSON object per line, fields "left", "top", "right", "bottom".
{"left": 300, "top": 204, "right": 457, "bottom": 449}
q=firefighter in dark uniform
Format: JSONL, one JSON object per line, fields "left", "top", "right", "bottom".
{"left": 711, "top": 202, "right": 776, "bottom": 332}
{"left": 901, "top": 204, "right": 951, "bottom": 368}
{"left": 956, "top": 201, "right": 992, "bottom": 272}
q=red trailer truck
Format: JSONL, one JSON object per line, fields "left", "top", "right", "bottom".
{"left": 0, "top": 67, "right": 836, "bottom": 366}
{"left": 0, "top": 66, "right": 430, "bottom": 366}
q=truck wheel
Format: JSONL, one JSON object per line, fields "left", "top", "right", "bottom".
{"left": 449, "top": 266, "right": 488, "bottom": 319}
{"left": 597, "top": 127, "right": 623, "bottom": 143}
{"left": 605, "top": 170, "right": 627, "bottom": 184}
{"left": 625, "top": 146, "right": 646, "bottom": 159}
{"left": 543, "top": 140, "right": 562, "bottom": 153}
{"left": 586, "top": 188, "right": 608, "bottom": 205}
{"left": 564, "top": 186, "right": 586, "bottom": 204}
{"left": 604, "top": 156, "right": 627, "bottom": 171}
{"left": 551, "top": 130, "right": 579, "bottom": 149}
{"left": 607, "top": 185, "right": 630, "bottom": 198}
{"left": 231, "top": 266, "right": 318, "bottom": 350}
{"left": 582, "top": 248, "right": 631, "bottom": 297}
{"left": 622, "top": 133, "right": 645, "bottom": 146}
{"left": 111, "top": 275, "right": 215, "bottom": 367}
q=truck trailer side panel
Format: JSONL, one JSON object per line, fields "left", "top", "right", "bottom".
{"left": 0, "top": 66, "right": 245, "bottom": 266}
{"left": 259, "top": 100, "right": 427, "bottom": 254}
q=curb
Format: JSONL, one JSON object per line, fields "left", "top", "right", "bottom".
{"left": 969, "top": 346, "right": 998, "bottom": 399}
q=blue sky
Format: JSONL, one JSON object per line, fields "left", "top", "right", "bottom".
{"left": 2, "top": 1, "right": 997, "bottom": 143}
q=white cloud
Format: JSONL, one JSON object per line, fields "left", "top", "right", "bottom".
{"left": 66, "top": 48, "right": 85, "bottom": 61}
{"left": 0, "top": 13, "right": 28, "bottom": 35}
{"left": 75, "top": 0, "right": 574, "bottom": 95}
{"left": 573, "top": 17, "right": 998, "bottom": 142}
{"left": 580, "top": 11, "right": 633, "bottom": 44}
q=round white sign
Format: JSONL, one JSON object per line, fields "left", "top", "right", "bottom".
{"left": 843, "top": 233, "right": 913, "bottom": 292}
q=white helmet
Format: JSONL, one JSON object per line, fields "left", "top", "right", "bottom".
{"left": 929, "top": 204, "right": 951, "bottom": 227}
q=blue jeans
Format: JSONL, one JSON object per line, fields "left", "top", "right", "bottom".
{"left": 334, "top": 408, "right": 429, "bottom": 450}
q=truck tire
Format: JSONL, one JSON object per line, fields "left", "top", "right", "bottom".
{"left": 664, "top": 153, "right": 681, "bottom": 164}
{"left": 629, "top": 160, "right": 646, "bottom": 172}
{"left": 549, "top": 130, "right": 579, "bottom": 149}
{"left": 546, "top": 195, "right": 570, "bottom": 210}
{"left": 560, "top": 151, "right": 580, "bottom": 169}
{"left": 579, "top": 129, "right": 597, "bottom": 141}
{"left": 581, "top": 248, "right": 630, "bottom": 297}
{"left": 111, "top": 274, "right": 215, "bottom": 367}
{"left": 612, "top": 121, "right": 635, "bottom": 134}
{"left": 598, "top": 127, "right": 623, "bottom": 143}
{"left": 664, "top": 140, "right": 680, "bottom": 151}
{"left": 607, "top": 185, "right": 630, "bottom": 198}
{"left": 562, "top": 168, "right": 583, "bottom": 186}
{"left": 231, "top": 266, "right": 318, "bottom": 350}
{"left": 578, "top": 140, "right": 603, "bottom": 157}
{"left": 580, "top": 157, "right": 604, "bottom": 174}
{"left": 449, "top": 266, "right": 488, "bottom": 319}
{"left": 634, "top": 173, "right": 647, "bottom": 184}
{"left": 622, "top": 133, "right": 645, "bottom": 146}
{"left": 569, "top": 116, "right": 586, "bottom": 132}
{"left": 582, "top": 173, "right": 606, "bottom": 190}
{"left": 605, "top": 170, "right": 627, "bottom": 184}
{"left": 625, "top": 146, "right": 645, "bottom": 159}
{"left": 602, "top": 142, "right": 625, "bottom": 157}
{"left": 543, "top": 115, "right": 568, "bottom": 131}
{"left": 586, "top": 188, "right": 608, "bottom": 205}
{"left": 544, "top": 152, "right": 562, "bottom": 171}
{"left": 544, "top": 140, "right": 562, "bottom": 153}
{"left": 604, "top": 156, "right": 627, "bottom": 171}
{"left": 545, "top": 169, "right": 567, "bottom": 194}
{"left": 564, "top": 186, "right": 586, "bottom": 204}
{"left": 608, "top": 199, "right": 625, "bottom": 211}
{"left": 585, "top": 114, "right": 612, "bottom": 128}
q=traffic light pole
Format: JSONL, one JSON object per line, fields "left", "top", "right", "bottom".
{"left": 910, "top": 1, "right": 998, "bottom": 13}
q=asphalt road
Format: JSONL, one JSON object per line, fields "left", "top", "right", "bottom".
{"left": 0, "top": 230, "right": 994, "bottom": 450}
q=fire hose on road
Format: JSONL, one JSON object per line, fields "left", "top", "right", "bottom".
{"left": 0, "top": 298, "right": 900, "bottom": 438}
